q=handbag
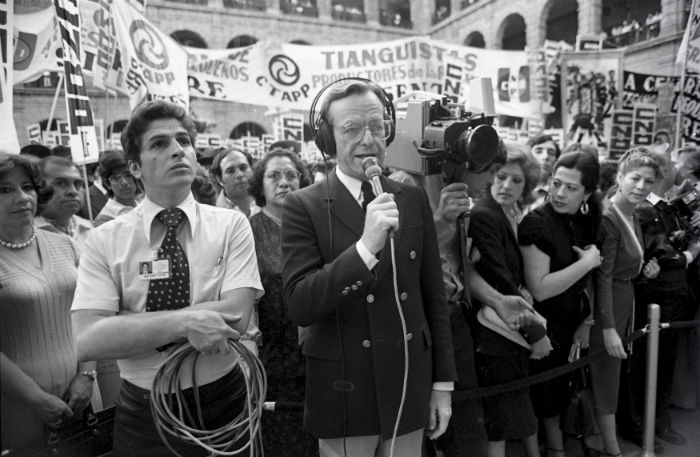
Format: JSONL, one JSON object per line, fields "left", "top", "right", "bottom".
{"left": 3, "top": 406, "right": 115, "bottom": 457}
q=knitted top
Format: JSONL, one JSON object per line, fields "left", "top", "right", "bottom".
{"left": 1, "top": 229, "right": 79, "bottom": 400}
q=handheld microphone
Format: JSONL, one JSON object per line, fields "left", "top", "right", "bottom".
{"left": 361, "top": 156, "right": 384, "bottom": 197}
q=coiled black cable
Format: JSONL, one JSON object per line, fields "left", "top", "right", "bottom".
{"left": 150, "top": 340, "right": 267, "bottom": 457}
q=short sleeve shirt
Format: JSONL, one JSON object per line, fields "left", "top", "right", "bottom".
{"left": 71, "top": 193, "right": 264, "bottom": 389}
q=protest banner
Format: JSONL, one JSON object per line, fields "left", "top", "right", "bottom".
{"left": 195, "top": 133, "right": 223, "bottom": 149}
{"left": 575, "top": 35, "right": 603, "bottom": 52}
{"left": 111, "top": 0, "right": 189, "bottom": 108}
{"left": 26, "top": 123, "right": 42, "bottom": 143}
{"left": 280, "top": 114, "right": 304, "bottom": 142}
{"left": 677, "top": 0, "right": 700, "bottom": 72}
{"left": 56, "top": 119, "right": 70, "bottom": 146}
{"left": 560, "top": 50, "right": 623, "bottom": 146}
{"left": 54, "top": 0, "right": 100, "bottom": 165}
{"left": 0, "top": 0, "right": 19, "bottom": 153}
{"left": 632, "top": 104, "right": 656, "bottom": 147}
{"left": 608, "top": 109, "right": 634, "bottom": 159}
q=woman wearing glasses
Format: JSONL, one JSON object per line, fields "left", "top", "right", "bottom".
{"left": 247, "top": 147, "right": 316, "bottom": 456}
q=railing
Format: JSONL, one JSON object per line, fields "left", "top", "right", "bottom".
{"left": 164, "top": 0, "right": 209, "bottom": 4}
{"left": 280, "top": 0, "right": 319, "bottom": 17}
{"left": 331, "top": 7, "right": 366, "bottom": 23}
{"left": 223, "top": 0, "right": 266, "bottom": 11}
{"left": 607, "top": 21, "right": 661, "bottom": 47}
{"left": 378, "top": 10, "right": 412, "bottom": 29}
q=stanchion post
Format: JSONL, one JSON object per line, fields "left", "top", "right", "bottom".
{"left": 638, "top": 303, "right": 660, "bottom": 457}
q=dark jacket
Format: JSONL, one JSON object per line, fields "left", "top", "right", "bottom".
{"left": 281, "top": 171, "right": 457, "bottom": 439}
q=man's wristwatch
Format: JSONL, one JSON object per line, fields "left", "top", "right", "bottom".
{"left": 79, "top": 370, "right": 97, "bottom": 381}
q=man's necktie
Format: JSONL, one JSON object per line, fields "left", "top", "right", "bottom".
{"left": 361, "top": 180, "right": 375, "bottom": 212}
{"left": 146, "top": 208, "right": 190, "bottom": 312}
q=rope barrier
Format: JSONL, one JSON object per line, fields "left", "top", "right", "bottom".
{"left": 260, "top": 318, "right": 700, "bottom": 411}
{"left": 150, "top": 340, "right": 267, "bottom": 457}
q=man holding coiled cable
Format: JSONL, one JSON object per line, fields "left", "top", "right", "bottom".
{"left": 281, "top": 78, "right": 457, "bottom": 457}
{"left": 71, "top": 100, "right": 264, "bottom": 457}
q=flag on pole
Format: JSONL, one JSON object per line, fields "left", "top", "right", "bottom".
{"left": 677, "top": 0, "right": 700, "bottom": 72}
{"left": 111, "top": 0, "right": 189, "bottom": 109}
{"left": 53, "top": 0, "right": 100, "bottom": 165}
{"left": 1, "top": 0, "right": 20, "bottom": 153}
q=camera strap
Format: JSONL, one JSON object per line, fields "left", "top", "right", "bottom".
{"left": 458, "top": 212, "right": 472, "bottom": 305}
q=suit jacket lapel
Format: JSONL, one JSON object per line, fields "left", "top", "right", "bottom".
{"left": 374, "top": 177, "right": 403, "bottom": 282}
{"left": 328, "top": 171, "right": 364, "bottom": 238}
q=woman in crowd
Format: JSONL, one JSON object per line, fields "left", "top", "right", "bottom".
{"left": 93, "top": 150, "right": 139, "bottom": 226}
{"left": 469, "top": 143, "right": 550, "bottom": 457}
{"left": 590, "top": 148, "right": 661, "bottom": 457}
{"left": 247, "top": 149, "right": 317, "bottom": 456}
{"left": 0, "top": 153, "right": 96, "bottom": 450}
{"left": 519, "top": 151, "right": 602, "bottom": 457}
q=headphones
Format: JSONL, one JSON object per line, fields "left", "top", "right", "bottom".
{"left": 309, "top": 77, "right": 396, "bottom": 157}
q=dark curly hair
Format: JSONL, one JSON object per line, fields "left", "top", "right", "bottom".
{"left": 248, "top": 150, "right": 311, "bottom": 207}
{"left": 0, "top": 153, "right": 54, "bottom": 208}
{"left": 120, "top": 100, "right": 197, "bottom": 165}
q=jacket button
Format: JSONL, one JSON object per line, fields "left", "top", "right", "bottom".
{"left": 356, "top": 281, "right": 363, "bottom": 286}
{"left": 351, "top": 285, "right": 358, "bottom": 291}
{"left": 366, "top": 294, "right": 375, "bottom": 303}
{"left": 406, "top": 332, "right": 413, "bottom": 341}
{"left": 409, "top": 250, "right": 417, "bottom": 260}
{"left": 362, "top": 339, "right": 372, "bottom": 348}
{"left": 400, "top": 292, "right": 408, "bottom": 301}
{"left": 342, "top": 290, "right": 349, "bottom": 295}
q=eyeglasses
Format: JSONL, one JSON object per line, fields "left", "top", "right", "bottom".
{"left": 336, "top": 120, "right": 392, "bottom": 143}
{"left": 264, "top": 169, "right": 300, "bottom": 182}
{"left": 108, "top": 173, "right": 133, "bottom": 184}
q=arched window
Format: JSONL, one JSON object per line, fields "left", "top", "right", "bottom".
{"left": 227, "top": 35, "right": 258, "bottom": 49}
{"left": 464, "top": 31, "right": 485, "bottom": 48}
{"left": 170, "top": 30, "right": 208, "bottom": 48}
{"left": 499, "top": 13, "right": 527, "bottom": 50}
{"left": 379, "top": 0, "right": 412, "bottom": 28}
{"left": 229, "top": 122, "right": 266, "bottom": 139}
{"left": 543, "top": 0, "right": 578, "bottom": 45}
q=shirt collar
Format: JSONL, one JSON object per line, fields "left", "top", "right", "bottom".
{"left": 141, "top": 193, "right": 197, "bottom": 244}
{"left": 336, "top": 166, "right": 364, "bottom": 206}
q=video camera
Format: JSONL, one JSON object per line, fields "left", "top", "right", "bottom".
{"left": 384, "top": 78, "right": 500, "bottom": 183}
{"left": 667, "top": 181, "right": 700, "bottom": 246}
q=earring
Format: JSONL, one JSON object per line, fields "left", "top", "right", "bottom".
{"left": 580, "top": 201, "right": 589, "bottom": 215}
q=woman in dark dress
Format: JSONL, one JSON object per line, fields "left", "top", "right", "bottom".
{"left": 470, "top": 143, "right": 550, "bottom": 457}
{"left": 519, "top": 152, "right": 602, "bottom": 457}
{"left": 247, "top": 147, "right": 317, "bottom": 457}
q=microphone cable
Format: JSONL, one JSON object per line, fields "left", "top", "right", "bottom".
{"left": 150, "top": 339, "right": 267, "bottom": 457}
{"left": 388, "top": 235, "right": 409, "bottom": 457}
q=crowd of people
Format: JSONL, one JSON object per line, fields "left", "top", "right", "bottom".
{"left": 1, "top": 80, "right": 699, "bottom": 457}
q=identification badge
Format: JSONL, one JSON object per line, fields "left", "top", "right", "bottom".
{"left": 138, "top": 259, "right": 171, "bottom": 280}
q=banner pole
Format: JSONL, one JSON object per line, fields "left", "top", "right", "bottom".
{"left": 676, "top": 0, "right": 698, "bottom": 148}
{"left": 46, "top": 72, "right": 65, "bottom": 137}
{"left": 638, "top": 303, "right": 660, "bottom": 457}
{"left": 81, "top": 164, "right": 94, "bottom": 222}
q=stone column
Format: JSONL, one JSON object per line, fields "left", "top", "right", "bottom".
{"left": 317, "top": 0, "right": 332, "bottom": 20}
{"left": 450, "top": 0, "right": 461, "bottom": 18}
{"left": 265, "top": 0, "right": 281, "bottom": 14}
{"left": 660, "top": 0, "right": 686, "bottom": 37}
{"left": 577, "top": 0, "right": 602, "bottom": 36}
{"left": 365, "top": 0, "right": 379, "bottom": 25}
{"left": 411, "top": 0, "right": 433, "bottom": 32}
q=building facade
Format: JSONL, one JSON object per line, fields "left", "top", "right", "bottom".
{"left": 12, "top": 0, "right": 690, "bottom": 146}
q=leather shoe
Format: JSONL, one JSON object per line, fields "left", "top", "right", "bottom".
{"left": 656, "top": 426, "right": 686, "bottom": 445}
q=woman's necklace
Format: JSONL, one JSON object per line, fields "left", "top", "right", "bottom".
{"left": 0, "top": 226, "right": 37, "bottom": 249}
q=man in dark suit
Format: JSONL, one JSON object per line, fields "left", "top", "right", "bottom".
{"left": 281, "top": 79, "right": 457, "bottom": 457}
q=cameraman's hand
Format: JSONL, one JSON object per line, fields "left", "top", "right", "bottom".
{"left": 360, "top": 193, "right": 399, "bottom": 254}
{"left": 690, "top": 210, "right": 700, "bottom": 230}
{"left": 434, "top": 183, "right": 471, "bottom": 225}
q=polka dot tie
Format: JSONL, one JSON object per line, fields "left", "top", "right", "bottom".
{"left": 146, "top": 208, "right": 190, "bottom": 312}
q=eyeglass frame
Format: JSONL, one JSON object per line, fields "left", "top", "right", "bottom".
{"left": 334, "top": 119, "right": 393, "bottom": 143}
